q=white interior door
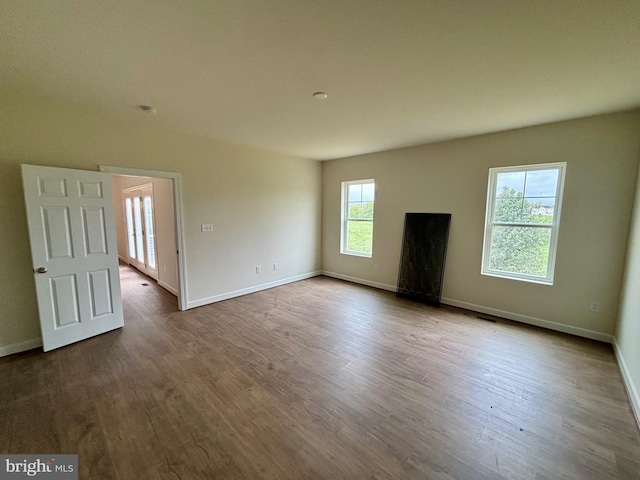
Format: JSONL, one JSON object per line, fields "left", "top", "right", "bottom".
{"left": 22, "top": 164, "right": 124, "bottom": 352}
{"left": 122, "top": 183, "right": 158, "bottom": 280}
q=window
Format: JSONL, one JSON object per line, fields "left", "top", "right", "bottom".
{"left": 482, "top": 163, "right": 566, "bottom": 284}
{"left": 341, "top": 179, "right": 375, "bottom": 257}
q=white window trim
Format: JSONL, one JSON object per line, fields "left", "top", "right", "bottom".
{"left": 341, "top": 179, "right": 375, "bottom": 258}
{"left": 481, "top": 162, "right": 566, "bottom": 285}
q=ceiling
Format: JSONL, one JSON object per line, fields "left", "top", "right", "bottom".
{"left": 1, "top": 1, "right": 639, "bottom": 160}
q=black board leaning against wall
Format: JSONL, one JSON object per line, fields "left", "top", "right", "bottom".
{"left": 397, "top": 213, "right": 452, "bottom": 307}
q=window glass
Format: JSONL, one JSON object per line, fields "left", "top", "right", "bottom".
{"left": 125, "top": 198, "right": 135, "bottom": 259}
{"left": 134, "top": 197, "right": 144, "bottom": 263}
{"left": 341, "top": 180, "right": 375, "bottom": 257}
{"left": 144, "top": 196, "right": 156, "bottom": 269}
{"left": 482, "top": 163, "right": 566, "bottom": 284}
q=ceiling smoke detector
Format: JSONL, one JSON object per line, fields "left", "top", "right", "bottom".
{"left": 138, "top": 105, "right": 157, "bottom": 114}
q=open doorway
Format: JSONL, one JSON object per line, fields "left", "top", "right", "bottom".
{"left": 100, "top": 165, "right": 187, "bottom": 311}
{"left": 111, "top": 174, "right": 178, "bottom": 310}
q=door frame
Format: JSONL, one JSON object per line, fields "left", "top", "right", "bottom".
{"left": 100, "top": 165, "right": 188, "bottom": 311}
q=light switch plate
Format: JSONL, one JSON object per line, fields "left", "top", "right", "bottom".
{"left": 201, "top": 224, "right": 213, "bottom": 232}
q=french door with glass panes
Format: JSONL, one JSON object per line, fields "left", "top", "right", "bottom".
{"left": 123, "top": 183, "right": 158, "bottom": 280}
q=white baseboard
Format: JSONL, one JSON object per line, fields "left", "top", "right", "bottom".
{"left": 442, "top": 297, "right": 613, "bottom": 344}
{"left": 158, "top": 280, "right": 178, "bottom": 297}
{"left": 613, "top": 340, "right": 640, "bottom": 429}
{"left": 0, "top": 338, "right": 42, "bottom": 357}
{"left": 321, "top": 271, "right": 396, "bottom": 292}
{"left": 320, "top": 271, "right": 613, "bottom": 344}
{"left": 118, "top": 255, "right": 129, "bottom": 264}
{"left": 187, "top": 271, "right": 322, "bottom": 309}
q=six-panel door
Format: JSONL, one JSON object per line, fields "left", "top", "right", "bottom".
{"left": 22, "top": 164, "right": 124, "bottom": 352}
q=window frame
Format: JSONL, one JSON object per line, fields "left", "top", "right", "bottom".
{"left": 341, "top": 179, "right": 375, "bottom": 258}
{"left": 481, "top": 162, "right": 566, "bottom": 285}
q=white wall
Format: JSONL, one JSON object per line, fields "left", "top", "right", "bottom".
{"left": 111, "top": 175, "right": 178, "bottom": 295}
{"left": 615, "top": 166, "right": 640, "bottom": 423}
{"left": 0, "top": 86, "right": 322, "bottom": 354}
{"left": 322, "top": 110, "right": 640, "bottom": 340}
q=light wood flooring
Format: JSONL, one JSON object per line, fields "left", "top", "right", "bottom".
{"left": 1, "top": 267, "right": 639, "bottom": 479}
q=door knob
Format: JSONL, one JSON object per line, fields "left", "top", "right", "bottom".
{"left": 35, "top": 267, "right": 48, "bottom": 273}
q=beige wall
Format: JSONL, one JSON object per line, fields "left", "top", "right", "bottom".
{"left": 2, "top": 79, "right": 639, "bottom": 357}
{"left": 322, "top": 110, "right": 640, "bottom": 338}
{"left": 111, "top": 175, "right": 178, "bottom": 294}
{"left": 616, "top": 166, "right": 640, "bottom": 420}
{"left": 0, "top": 86, "right": 322, "bottom": 353}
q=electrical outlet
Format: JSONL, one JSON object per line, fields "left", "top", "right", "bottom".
{"left": 590, "top": 301, "right": 601, "bottom": 312}
{"left": 256, "top": 266, "right": 262, "bottom": 273}
{"left": 273, "top": 263, "right": 278, "bottom": 270}
{"left": 201, "top": 224, "right": 213, "bottom": 232}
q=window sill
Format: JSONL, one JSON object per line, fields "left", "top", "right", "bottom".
{"left": 340, "top": 251, "right": 372, "bottom": 258}
{"left": 481, "top": 270, "right": 553, "bottom": 286}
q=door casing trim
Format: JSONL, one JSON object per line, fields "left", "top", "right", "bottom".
{"left": 99, "top": 165, "right": 188, "bottom": 311}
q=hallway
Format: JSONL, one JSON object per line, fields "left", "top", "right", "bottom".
{"left": 119, "top": 263, "right": 177, "bottom": 319}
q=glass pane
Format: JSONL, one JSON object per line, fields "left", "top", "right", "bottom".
{"left": 524, "top": 169, "right": 558, "bottom": 198}
{"left": 348, "top": 184, "right": 362, "bottom": 202}
{"left": 347, "top": 220, "right": 373, "bottom": 254}
{"left": 349, "top": 201, "right": 374, "bottom": 220}
{"left": 134, "top": 197, "right": 144, "bottom": 264}
{"left": 494, "top": 173, "right": 558, "bottom": 224}
{"left": 495, "top": 171, "right": 525, "bottom": 197}
{"left": 125, "top": 198, "right": 135, "bottom": 258}
{"left": 348, "top": 202, "right": 363, "bottom": 219}
{"left": 493, "top": 196, "right": 524, "bottom": 222}
{"left": 144, "top": 196, "right": 156, "bottom": 269}
{"left": 489, "top": 225, "right": 551, "bottom": 277}
{"left": 361, "top": 202, "right": 374, "bottom": 219}
{"left": 362, "top": 183, "right": 375, "bottom": 201}
{"left": 526, "top": 198, "right": 555, "bottom": 224}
